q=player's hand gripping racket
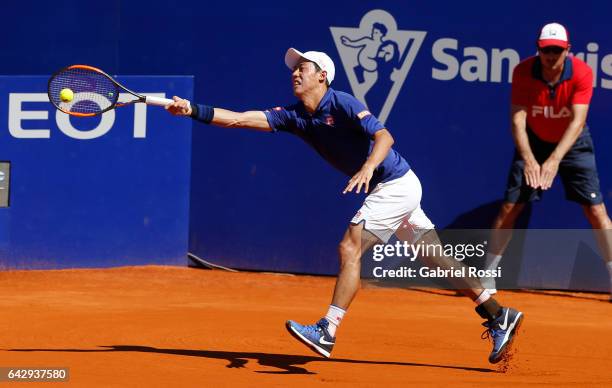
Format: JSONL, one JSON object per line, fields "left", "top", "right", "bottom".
{"left": 48, "top": 64, "right": 174, "bottom": 117}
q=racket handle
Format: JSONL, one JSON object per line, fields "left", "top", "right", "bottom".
{"left": 144, "top": 95, "right": 175, "bottom": 106}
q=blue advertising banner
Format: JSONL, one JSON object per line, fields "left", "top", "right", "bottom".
{"left": 0, "top": 76, "right": 193, "bottom": 268}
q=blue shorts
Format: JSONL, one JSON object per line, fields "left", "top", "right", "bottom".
{"left": 504, "top": 127, "right": 603, "bottom": 205}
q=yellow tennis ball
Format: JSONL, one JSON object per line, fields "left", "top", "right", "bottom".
{"left": 60, "top": 88, "right": 74, "bottom": 103}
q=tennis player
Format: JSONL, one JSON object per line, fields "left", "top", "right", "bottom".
{"left": 166, "top": 48, "right": 523, "bottom": 363}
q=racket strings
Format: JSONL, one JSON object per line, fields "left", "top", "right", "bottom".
{"left": 48, "top": 67, "right": 120, "bottom": 114}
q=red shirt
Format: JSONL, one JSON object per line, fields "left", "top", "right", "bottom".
{"left": 511, "top": 55, "right": 593, "bottom": 143}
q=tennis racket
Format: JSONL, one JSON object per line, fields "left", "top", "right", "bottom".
{"left": 47, "top": 64, "right": 175, "bottom": 117}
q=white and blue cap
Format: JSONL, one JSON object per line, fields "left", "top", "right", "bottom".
{"left": 285, "top": 48, "right": 335, "bottom": 85}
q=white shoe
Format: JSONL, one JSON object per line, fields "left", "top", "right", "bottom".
{"left": 486, "top": 288, "right": 497, "bottom": 295}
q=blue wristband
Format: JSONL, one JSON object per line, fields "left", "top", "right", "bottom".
{"left": 191, "top": 104, "right": 214, "bottom": 124}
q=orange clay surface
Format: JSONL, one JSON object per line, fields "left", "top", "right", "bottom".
{"left": 0, "top": 266, "right": 610, "bottom": 387}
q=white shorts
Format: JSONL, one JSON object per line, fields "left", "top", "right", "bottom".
{"left": 350, "top": 169, "right": 435, "bottom": 243}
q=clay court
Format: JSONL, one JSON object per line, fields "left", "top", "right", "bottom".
{"left": 0, "top": 266, "right": 610, "bottom": 386}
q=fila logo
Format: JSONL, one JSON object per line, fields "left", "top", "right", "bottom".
{"left": 331, "top": 10, "right": 426, "bottom": 124}
{"left": 532, "top": 106, "right": 572, "bottom": 118}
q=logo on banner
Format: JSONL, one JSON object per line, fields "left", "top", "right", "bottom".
{"left": 330, "top": 9, "right": 426, "bottom": 124}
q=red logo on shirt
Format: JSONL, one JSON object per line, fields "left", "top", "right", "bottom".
{"left": 325, "top": 115, "right": 335, "bottom": 126}
{"left": 357, "top": 110, "right": 371, "bottom": 119}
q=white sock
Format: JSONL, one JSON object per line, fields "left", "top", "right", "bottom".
{"left": 325, "top": 305, "right": 345, "bottom": 337}
{"left": 474, "top": 290, "right": 491, "bottom": 305}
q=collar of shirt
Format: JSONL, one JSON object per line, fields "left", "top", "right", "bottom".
{"left": 531, "top": 56, "right": 573, "bottom": 84}
{"left": 297, "top": 87, "right": 334, "bottom": 117}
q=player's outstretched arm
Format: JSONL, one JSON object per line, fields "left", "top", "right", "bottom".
{"left": 209, "top": 108, "right": 272, "bottom": 132}
{"left": 166, "top": 96, "right": 272, "bottom": 132}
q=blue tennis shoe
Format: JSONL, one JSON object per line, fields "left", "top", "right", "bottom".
{"left": 482, "top": 307, "right": 524, "bottom": 363}
{"left": 286, "top": 318, "right": 335, "bottom": 358}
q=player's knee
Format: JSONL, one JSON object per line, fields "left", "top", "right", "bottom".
{"left": 583, "top": 204, "right": 610, "bottom": 225}
{"left": 500, "top": 202, "right": 520, "bottom": 215}
{"left": 496, "top": 202, "right": 524, "bottom": 224}
{"left": 338, "top": 240, "right": 360, "bottom": 265}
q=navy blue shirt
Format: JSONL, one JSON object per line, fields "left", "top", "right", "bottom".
{"left": 264, "top": 88, "right": 410, "bottom": 189}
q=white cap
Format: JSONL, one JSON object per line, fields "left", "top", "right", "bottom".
{"left": 538, "top": 23, "right": 569, "bottom": 48}
{"left": 285, "top": 48, "right": 335, "bottom": 85}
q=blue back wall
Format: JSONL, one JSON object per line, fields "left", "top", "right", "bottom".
{"left": 2, "top": 1, "right": 610, "bottom": 275}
